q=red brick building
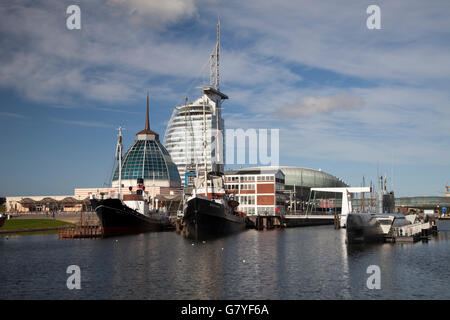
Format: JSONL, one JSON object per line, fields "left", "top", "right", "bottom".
{"left": 224, "top": 168, "right": 287, "bottom": 215}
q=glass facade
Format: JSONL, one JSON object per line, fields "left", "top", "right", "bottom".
{"left": 164, "top": 93, "right": 225, "bottom": 181}
{"left": 278, "top": 166, "right": 347, "bottom": 188}
{"left": 112, "top": 139, "right": 180, "bottom": 182}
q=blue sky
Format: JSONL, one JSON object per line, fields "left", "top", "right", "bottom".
{"left": 0, "top": 0, "right": 449, "bottom": 197}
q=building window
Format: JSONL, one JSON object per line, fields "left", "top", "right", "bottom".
{"left": 239, "top": 195, "right": 255, "bottom": 205}
{"left": 257, "top": 207, "right": 274, "bottom": 214}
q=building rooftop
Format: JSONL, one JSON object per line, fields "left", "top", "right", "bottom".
{"left": 112, "top": 94, "right": 180, "bottom": 183}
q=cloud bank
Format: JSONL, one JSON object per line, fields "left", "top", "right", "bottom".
{"left": 0, "top": 0, "right": 449, "bottom": 195}
{"left": 277, "top": 94, "right": 365, "bottom": 118}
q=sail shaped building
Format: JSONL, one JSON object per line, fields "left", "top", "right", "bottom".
{"left": 164, "top": 21, "right": 227, "bottom": 183}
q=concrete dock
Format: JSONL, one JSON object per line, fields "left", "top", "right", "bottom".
{"left": 246, "top": 215, "right": 284, "bottom": 230}
{"left": 284, "top": 214, "right": 334, "bottom": 227}
{"left": 245, "top": 213, "right": 335, "bottom": 230}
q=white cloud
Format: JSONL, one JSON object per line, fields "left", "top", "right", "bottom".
{"left": 277, "top": 94, "right": 364, "bottom": 118}
{"left": 1, "top": 0, "right": 449, "bottom": 175}
{"left": 221, "top": 83, "right": 450, "bottom": 169}
{"left": 0, "top": 1, "right": 209, "bottom": 105}
{"left": 275, "top": 86, "right": 450, "bottom": 165}
{"left": 106, "top": 0, "right": 198, "bottom": 26}
{"left": 0, "top": 112, "right": 25, "bottom": 118}
{"left": 210, "top": 0, "right": 450, "bottom": 84}
{"left": 51, "top": 118, "right": 112, "bottom": 128}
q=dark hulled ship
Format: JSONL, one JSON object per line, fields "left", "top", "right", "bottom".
{"left": 177, "top": 21, "right": 246, "bottom": 239}
{"left": 90, "top": 93, "right": 180, "bottom": 237}
{"left": 90, "top": 179, "right": 173, "bottom": 237}
{"left": 0, "top": 214, "right": 6, "bottom": 228}
{"left": 183, "top": 172, "right": 247, "bottom": 240}
{"left": 346, "top": 213, "right": 412, "bottom": 243}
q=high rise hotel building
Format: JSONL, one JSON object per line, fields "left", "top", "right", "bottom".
{"left": 164, "top": 87, "right": 226, "bottom": 182}
{"left": 164, "top": 21, "right": 226, "bottom": 183}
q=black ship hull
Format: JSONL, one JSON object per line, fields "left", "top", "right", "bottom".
{"left": 183, "top": 197, "right": 246, "bottom": 240}
{"left": 91, "top": 198, "right": 173, "bottom": 237}
{"left": 0, "top": 216, "right": 6, "bottom": 228}
{"left": 346, "top": 214, "right": 385, "bottom": 243}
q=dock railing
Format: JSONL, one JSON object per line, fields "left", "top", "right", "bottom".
{"left": 393, "top": 222, "right": 431, "bottom": 237}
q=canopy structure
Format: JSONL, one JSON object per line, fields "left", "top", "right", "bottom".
{"left": 309, "top": 187, "right": 371, "bottom": 227}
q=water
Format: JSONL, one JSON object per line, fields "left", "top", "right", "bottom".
{"left": 1, "top": 221, "right": 449, "bottom": 300}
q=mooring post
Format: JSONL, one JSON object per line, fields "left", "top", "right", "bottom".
{"left": 334, "top": 211, "right": 340, "bottom": 229}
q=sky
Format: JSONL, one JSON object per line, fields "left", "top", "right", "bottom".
{"left": 0, "top": 0, "right": 449, "bottom": 197}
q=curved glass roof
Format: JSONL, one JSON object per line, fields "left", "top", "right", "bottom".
{"left": 277, "top": 166, "right": 348, "bottom": 188}
{"left": 112, "top": 139, "right": 180, "bottom": 182}
{"left": 231, "top": 166, "right": 348, "bottom": 188}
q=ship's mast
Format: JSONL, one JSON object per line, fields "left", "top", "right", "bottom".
{"left": 216, "top": 18, "right": 220, "bottom": 91}
{"left": 142, "top": 93, "right": 150, "bottom": 180}
{"left": 184, "top": 96, "right": 188, "bottom": 169}
{"left": 211, "top": 18, "right": 222, "bottom": 172}
{"left": 216, "top": 20, "right": 221, "bottom": 171}
{"left": 202, "top": 89, "right": 208, "bottom": 194}
{"left": 116, "top": 126, "right": 123, "bottom": 197}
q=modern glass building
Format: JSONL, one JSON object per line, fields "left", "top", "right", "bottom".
{"left": 275, "top": 166, "right": 348, "bottom": 189}
{"left": 164, "top": 21, "right": 226, "bottom": 182}
{"left": 228, "top": 166, "right": 348, "bottom": 202}
{"left": 112, "top": 95, "right": 181, "bottom": 192}
{"left": 233, "top": 166, "right": 347, "bottom": 188}
{"left": 111, "top": 140, "right": 180, "bottom": 183}
{"left": 164, "top": 87, "right": 227, "bottom": 182}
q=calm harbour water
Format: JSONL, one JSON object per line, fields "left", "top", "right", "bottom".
{"left": 1, "top": 221, "right": 449, "bottom": 300}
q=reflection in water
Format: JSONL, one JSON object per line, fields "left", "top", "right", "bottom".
{"left": 0, "top": 221, "right": 449, "bottom": 299}
{"left": 339, "top": 229, "right": 351, "bottom": 299}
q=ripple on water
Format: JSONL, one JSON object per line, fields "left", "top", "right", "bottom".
{"left": 1, "top": 221, "right": 450, "bottom": 299}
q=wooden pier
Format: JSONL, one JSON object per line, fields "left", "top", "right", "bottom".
{"left": 246, "top": 215, "right": 285, "bottom": 230}
{"left": 58, "top": 224, "right": 103, "bottom": 239}
{"left": 58, "top": 213, "right": 103, "bottom": 239}
{"left": 174, "top": 217, "right": 186, "bottom": 236}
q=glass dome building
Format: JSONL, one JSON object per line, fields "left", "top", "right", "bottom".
{"left": 111, "top": 94, "right": 181, "bottom": 191}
